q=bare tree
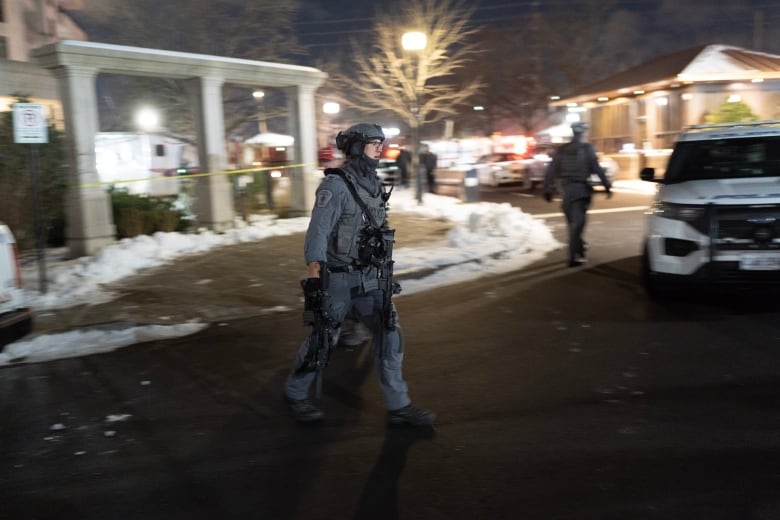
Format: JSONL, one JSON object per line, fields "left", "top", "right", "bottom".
{"left": 460, "top": 21, "right": 551, "bottom": 135}
{"left": 324, "top": 0, "right": 483, "bottom": 198}
{"left": 336, "top": 0, "right": 483, "bottom": 127}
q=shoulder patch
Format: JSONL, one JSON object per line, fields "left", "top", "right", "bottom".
{"left": 316, "top": 189, "right": 334, "bottom": 207}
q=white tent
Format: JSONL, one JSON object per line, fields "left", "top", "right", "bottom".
{"left": 244, "top": 132, "right": 295, "bottom": 147}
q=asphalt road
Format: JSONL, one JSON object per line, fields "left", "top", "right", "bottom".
{"left": 3, "top": 187, "right": 780, "bottom": 519}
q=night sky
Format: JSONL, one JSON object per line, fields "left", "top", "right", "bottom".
{"left": 294, "top": 0, "right": 779, "bottom": 68}
{"left": 72, "top": 1, "right": 780, "bottom": 71}
{"left": 295, "top": 0, "right": 552, "bottom": 60}
{"left": 293, "top": 1, "right": 650, "bottom": 49}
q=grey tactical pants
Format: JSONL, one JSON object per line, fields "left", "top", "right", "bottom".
{"left": 562, "top": 191, "right": 591, "bottom": 263}
{"left": 284, "top": 267, "right": 411, "bottom": 411}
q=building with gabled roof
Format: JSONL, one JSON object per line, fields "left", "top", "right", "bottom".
{"left": 549, "top": 44, "right": 780, "bottom": 157}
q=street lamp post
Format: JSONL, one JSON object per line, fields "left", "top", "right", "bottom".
{"left": 402, "top": 31, "right": 427, "bottom": 204}
{"left": 252, "top": 90, "right": 267, "bottom": 134}
{"left": 322, "top": 101, "right": 340, "bottom": 149}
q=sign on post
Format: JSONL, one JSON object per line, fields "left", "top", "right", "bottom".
{"left": 12, "top": 103, "right": 49, "bottom": 293}
{"left": 13, "top": 103, "right": 49, "bottom": 144}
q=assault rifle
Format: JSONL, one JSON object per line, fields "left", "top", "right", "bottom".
{"left": 300, "top": 263, "right": 337, "bottom": 399}
{"left": 377, "top": 226, "right": 402, "bottom": 359}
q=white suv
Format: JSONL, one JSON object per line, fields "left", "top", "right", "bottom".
{"left": 640, "top": 120, "right": 780, "bottom": 297}
{"left": 0, "top": 223, "right": 32, "bottom": 347}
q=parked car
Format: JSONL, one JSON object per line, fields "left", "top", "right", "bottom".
{"left": 0, "top": 223, "right": 33, "bottom": 348}
{"left": 523, "top": 145, "right": 556, "bottom": 189}
{"left": 640, "top": 120, "right": 780, "bottom": 298}
{"left": 376, "top": 158, "right": 400, "bottom": 186}
{"left": 474, "top": 152, "right": 527, "bottom": 187}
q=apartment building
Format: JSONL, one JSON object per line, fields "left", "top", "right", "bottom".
{"left": 0, "top": 0, "right": 86, "bottom": 124}
{"left": 0, "top": 0, "right": 85, "bottom": 60}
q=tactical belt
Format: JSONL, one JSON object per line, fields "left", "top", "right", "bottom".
{"left": 329, "top": 264, "right": 366, "bottom": 273}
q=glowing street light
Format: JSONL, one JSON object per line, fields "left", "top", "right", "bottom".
{"left": 402, "top": 31, "right": 427, "bottom": 51}
{"left": 135, "top": 107, "right": 159, "bottom": 132}
{"left": 402, "top": 30, "right": 427, "bottom": 204}
{"left": 323, "top": 102, "right": 340, "bottom": 115}
{"left": 320, "top": 101, "right": 342, "bottom": 148}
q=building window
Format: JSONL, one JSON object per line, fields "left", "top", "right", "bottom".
{"left": 0, "top": 0, "right": 4, "bottom": 23}
{"left": 0, "top": 37, "right": 7, "bottom": 59}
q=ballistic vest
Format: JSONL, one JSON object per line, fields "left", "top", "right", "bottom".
{"left": 326, "top": 167, "right": 387, "bottom": 266}
{"left": 558, "top": 142, "right": 589, "bottom": 182}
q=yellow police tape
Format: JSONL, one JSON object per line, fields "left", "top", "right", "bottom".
{"left": 79, "top": 162, "right": 318, "bottom": 188}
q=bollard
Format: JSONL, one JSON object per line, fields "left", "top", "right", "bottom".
{"left": 462, "top": 168, "right": 479, "bottom": 202}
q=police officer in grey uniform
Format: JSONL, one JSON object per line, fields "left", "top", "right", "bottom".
{"left": 284, "top": 123, "right": 436, "bottom": 426}
{"left": 543, "top": 122, "right": 612, "bottom": 267}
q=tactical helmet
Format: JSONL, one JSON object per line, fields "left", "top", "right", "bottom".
{"left": 571, "top": 122, "right": 589, "bottom": 134}
{"left": 336, "top": 123, "right": 385, "bottom": 157}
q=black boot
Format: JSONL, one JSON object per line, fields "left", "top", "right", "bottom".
{"left": 388, "top": 404, "right": 436, "bottom": 426}
{"left": 285, "top": 395, "right": 324, "bottom": 422}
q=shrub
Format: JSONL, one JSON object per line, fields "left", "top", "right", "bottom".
{"left": 109, "top": 187, "right": 186, "bottom": 239}
{"left": 705, "top": 98, "right": 759, "bottom": 124}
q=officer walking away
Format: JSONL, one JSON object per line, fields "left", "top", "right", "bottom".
{"left": 543, "top": 122, "right": 612, "bottom": 267}
{"left": 284, "top": 122, "right": 436, "bottom": 427}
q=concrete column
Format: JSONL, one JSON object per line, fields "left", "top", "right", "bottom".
{"left": 286, "top": 84, "right": 320, "bottom": 216}
{"left": 188, "top": 76, "right": 234, "bottom": 231}
{"left": 52, "top": 65, "right": 116, "bottom": 257}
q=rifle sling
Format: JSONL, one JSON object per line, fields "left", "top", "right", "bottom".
{"left": 330, "top": 169, "right": 382, "bottom": 230}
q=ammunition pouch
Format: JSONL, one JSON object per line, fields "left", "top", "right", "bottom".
{"left": 357, "top": 227, "right": 386, "bottom": 267}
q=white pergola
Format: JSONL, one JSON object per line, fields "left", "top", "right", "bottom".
{"left": 32, "top": 40, "right": 327, "bottom": 257}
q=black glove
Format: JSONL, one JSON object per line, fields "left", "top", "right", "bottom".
{"left": 301, "top": 277, "right": 322, "bottom": 312}
{"left": 544, "top": 192, "right": 552, "bottom": 203}
{"left": 303, "top": 276, "right": 321, "bottom": 289}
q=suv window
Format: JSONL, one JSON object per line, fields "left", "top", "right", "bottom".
{"left": 665, "top": 136, "right": 780, "bottom": 183}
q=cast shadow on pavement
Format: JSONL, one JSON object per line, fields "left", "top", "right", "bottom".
{"left": 353, "top": 426, "right": 437, "bottom": 520}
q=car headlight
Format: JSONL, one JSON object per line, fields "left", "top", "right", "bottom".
{"left": 650, "top": 201, "right": 707, "bottom": 222}
{"left": 650, "top": 201, "right": 711, "bottom": 235}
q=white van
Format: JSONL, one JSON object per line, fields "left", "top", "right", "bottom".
{"left": 0, "top": 223, "right": 32, "bottom": 347}
{"left": 640, "top": 120, "right": 780, "bottom": 297}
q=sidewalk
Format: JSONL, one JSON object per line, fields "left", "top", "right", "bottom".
{"left": 26, "top": 213, "right": 455, "bottom": 337}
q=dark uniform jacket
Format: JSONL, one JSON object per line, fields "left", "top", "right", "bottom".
{"left": 544, "top": 141, "right": 610, "bottom": 202}
{"left": 304, "top": 161, "right": 387, "bottom": 268}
